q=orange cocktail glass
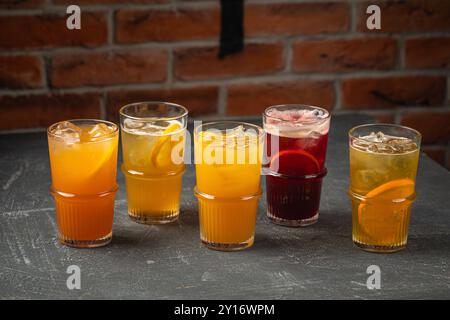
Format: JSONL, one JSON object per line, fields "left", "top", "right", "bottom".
{"left": 349, "top": 124, "right": 420, "bottom": 253}
{"left": 48, "top": 120, "right": 119, "bottom": 248}
{"left": 194, "top": 122, "right": 263, "bottom": 251}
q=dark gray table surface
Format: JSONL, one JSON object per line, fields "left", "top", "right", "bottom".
{"left": 0, "top": 115, "right": 449, "bottom": 300}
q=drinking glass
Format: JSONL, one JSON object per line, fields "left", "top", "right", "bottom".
{"left": 194, "top": 122, "right": 263, "bottom": 251}
{"left": 349, "top": 124, "right": 421, "bottom": 252}
{"left": 120, "top": 102, "right": 188, "bottom": 224}
{"left": 48, "top": 119, "right": 119, "bottom": 248}
{"left": 263, "top": 104, "right": 330, "bottom": 226}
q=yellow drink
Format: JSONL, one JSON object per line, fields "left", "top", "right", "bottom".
{"left": 349, "top": 124, "right": 421, "bottom": 253}
{"left": 48, "top": 120, "right": 119, "bottom": 248}
{"left": 194, "top": 122, "right": 263, "bottom": 251}
{"left": 120, "top": 102, "right": 188, "bottom": 224}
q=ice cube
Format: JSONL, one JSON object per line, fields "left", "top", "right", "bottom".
{"left": 78, "top": 123, "right": 113, "bottom": 142}
{"left": 367, "top": 143, "right": 396, "bottom": 154}
{"left": 376, "top": 131, "right": 385, "bottom": 142}
{"left": 357, "top": 131, "right": 417, "bottom": 154}
{"left": 124, "top": 118, "right": 146, "bottom": 130}
{"left": 87, "top": 123, "right": 112, "bottom": 141}
{"left": 226, "top": 125, "right": 244, "bottom": 137}
{"left": 265, "top": 108, "right": 330, "bottom": 138}
{"left": 123, "top": 118, "right": 169, "bottom": 136}
{"left": 54, "top": 121, "right": 81, "bottom": 143}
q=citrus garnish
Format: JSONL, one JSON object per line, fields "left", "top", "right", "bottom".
{"left": 150, "top": 122, "right": 183, "bottom": 168}
{"left": 358, "top": 178, "right": 415, "bottom": 242}
{"left": 362, "top": 178, "right": 415, "bottom": 201}
{"left": 269, "top": 149, "right": 320, "bottom": 176}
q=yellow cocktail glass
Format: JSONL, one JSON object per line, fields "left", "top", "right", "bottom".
{"left": 194, "top": 122, "right": 263, "bottom": 251}
{"left": 120, "top": 102, "right": 188, "bottom": 224}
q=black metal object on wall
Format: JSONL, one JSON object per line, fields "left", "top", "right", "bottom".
{"left": 219, "top": 0, "right": 244, "bottom": 58}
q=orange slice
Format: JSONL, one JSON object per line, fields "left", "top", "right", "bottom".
{"left": 77, "top": 124, "right": 116, "bottom": 177}
{"left": 269, "top": 149, "right": 320, "bottom": 176}
{"left": 150, "top": 122, "right": 182, "bottom": 168}
{"left": 358, "top": 178, "right": 415, "bottom": 242}
{"left": 363, "top": 178, "right": 415, "bottom": 201}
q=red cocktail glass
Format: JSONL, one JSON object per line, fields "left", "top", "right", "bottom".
{"left": 263, "top": 105, "right": 330, "bottom": 226}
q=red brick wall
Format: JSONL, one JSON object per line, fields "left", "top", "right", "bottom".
{"left": 0, "top": 0, "right": 449, "bottom": 168}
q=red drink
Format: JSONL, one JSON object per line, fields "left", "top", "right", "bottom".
{"left": 263, "top": 105, "right": 330, "bottom": 226}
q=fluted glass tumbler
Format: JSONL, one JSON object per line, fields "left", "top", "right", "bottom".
{"left": 194, "top": 122, "right": 263, "bottom": 251}
{"left": 263, "top": 104, "right": 330, "bottom": 227}
{"left": 349, "top": 124, "right": 421, "bottom": 253}
{"left": 48, "top": 119, "right": 119, "bottom": 248}
{"left": 120, "top": 102, "right": 188, "bottom": 224}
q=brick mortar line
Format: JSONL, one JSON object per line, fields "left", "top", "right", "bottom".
{"left": 395, "top": 106, "right": 450, "bottom": 119}
{"left": 283, "top": 39, "right": 293, "bottom": 73}
{"left": 39, "top": 55, "right": 48, "bottom": 89}
{"left": 339, "top": 31, "right": 450, "bottom": 38}
{"left": 397, "top": 35, "right": 405, "bottom": 69}
{"left": 2, "top": 41, "right": 275, "bottom": 56}
{"left": 217, "top": 85, "right": 227, "bottom": 116}
{"left": 393, "top": 109, "right": 401, "bottom": 125}
{"left": 0, "top": 32, "right": 450, "bottom": 56}
{"left": 107, "top": 9, "right": 114, "bottom": 45}
{"left": 166, "top": 48, "right": 174, "bottom": 86}
{"left": 333, "top": 80, "right": 341, "bottom": 110}
{"left": 1, "top": 70, "right": 448, "bottom": 96}
{"left": 0, "top": 8, "right": 104, "bottom": 16}
{"left": 2, "top": 32, "right": 449, "bottom": 55}
{"left": 0, "top": 2, "right": 219, "bottom": 16}
{"left": 42, "top": 53, "right": 51, "bottom": 90}
{"left": 100, "top": 92, "right": 107, "bottom": 120}
{"left": 1, "top": 0, "right": 365, "bottom": 14}
{"left": 350, "top": 0, "right": 357, "bottom": 33}
{"left": 120, "top": 69, "right": 450, "bottom": 83}
{"left": 402, "top": 34, "right": 450, "bottom": 40}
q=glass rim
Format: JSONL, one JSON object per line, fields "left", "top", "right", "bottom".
{"left": 47, "top": 119, "right": 118, "bottom": 141}
{"left": 194, "top": 121, "right": 264, "bottom": 139}
{"left": 263, "top": 104, "right": 331, "bottom": 124}
{"left": 348, "top": 123, "right": 422, "bottom": 145}
{"left": 119, "top": 101, "right": 188, "bottom": 121}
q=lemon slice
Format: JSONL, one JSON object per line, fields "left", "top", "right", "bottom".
{"left": 358, "top": 178, "right": 415, "bottom": 242}
{"left": 150, "top": 122, "right": 182, "bottom": 168}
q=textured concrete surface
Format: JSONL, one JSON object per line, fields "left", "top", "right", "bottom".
{"left": 0, "top": 115, "right": 449, "bottom": 299}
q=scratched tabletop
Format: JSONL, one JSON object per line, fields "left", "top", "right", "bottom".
{"left": 0, "top": 115, "right": 449, "bottom": 300}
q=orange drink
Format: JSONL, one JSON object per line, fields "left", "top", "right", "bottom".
{"left": 48, "top": 120, "right": 119, "bottom": 248}
{"left": 120, "top": 102, "right": 188, "bottom": 224}
{"left": 194, "top": 122, "right": 263, "bottom": 251}
{"left": 349, "top": 124, "right": 421, "bottom": 253}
